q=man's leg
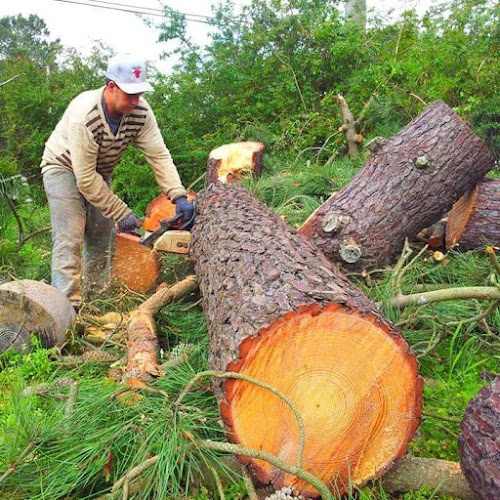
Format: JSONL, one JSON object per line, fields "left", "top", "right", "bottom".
{"left": 82, "top": 193, "right": 115, "bottom": 299}
{"left": 43, "top": 168, "right": 86, "bottom": 309}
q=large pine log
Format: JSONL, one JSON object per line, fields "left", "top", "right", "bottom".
{"left": 191, "top": 176, "right": 422, "bottom": 497}
{"left": 458, "top": 375, "right": 500, "bottom": 500}
{"left": 300, "top": 100, "right": 495, "bottom": 271}
{"left": 446, "top": 178, "right": 500, "bottom": 250}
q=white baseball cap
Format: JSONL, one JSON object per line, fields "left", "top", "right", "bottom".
{"left": 106, "top": 53, "right": 154, "bottom": 94}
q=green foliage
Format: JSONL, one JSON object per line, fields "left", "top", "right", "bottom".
{"left": 0, "top": 14, "right": 62, "bottom": 68}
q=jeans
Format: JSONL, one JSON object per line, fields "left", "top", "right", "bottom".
{"left": 43, "top": 167, "right": 115, "bottom": 307}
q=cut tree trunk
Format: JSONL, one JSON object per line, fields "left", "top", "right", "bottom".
{"left": 459, "top": 375, "right": 500, "bottom": 500}
{"left": 208, "top": 141, "right": 265, "bottom": 183}
{"left": 300, "top": 100, "right": 495, "bottom": 271}
{"left": 446, "top": 178, "right": 500, "bottom": 250}
{"left": 191, "top": 177, "right": 422, "bottom": 497}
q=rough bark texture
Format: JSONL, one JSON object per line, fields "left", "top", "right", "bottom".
{"left": 382, "top": 456, "right": 476, "bottom": 500}
{"left": 300, "top": 100, "right": 495, "bottom": 271}
{"left": 459, "top": 375, "right": 500, "bottom": 500}
{"left": 446, "top": 179, "right": 500, "bottom": 250}
{"left": 191, "top": 181, "right": 422, "bottom": 498}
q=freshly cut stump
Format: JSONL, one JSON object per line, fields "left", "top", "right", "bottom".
{"left": 459, "top": 375, "right": 500, "bottom": 500}
{"left": 300, "top": 100, "right": 495, "bottom": 271}
{"left": 191, "top": 182, "right": 422, "bottom": 497}
{"left": 446, "top": 178, "right": 500, "bottom": 250}
{"left": 208, "top": 141, "right": 265, "bottom": 183}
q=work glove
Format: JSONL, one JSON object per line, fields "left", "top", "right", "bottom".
{"left": 117, "top": 212, "right": 142, "bottom": 233}
{"left": 174, "top": 196, "right": 196, "bottom": 229}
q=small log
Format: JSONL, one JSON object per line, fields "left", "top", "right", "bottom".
{"left": 382, "top": 456, "right": 476, "bottom": 500}
{"left": 123, "top": 276, "right": 198, "bottom": 382}
{"left": 191, "top": 176, "right": 422, "bottom": 497}
{"left": 208, "top": 141, "right": 265, "bottom": 183}
{"left": 143, "top": 191, "right": 197, "bottom": 232}
{"left": 110, "top": 232, "right": 160, "bottom": 293}
{"left": 300, "top": 100, "right": 495, "bottom": 271}
{"left": 446, "top": 178, "right": 500, "bottom": 250}
{"left": 426, "top": 218, "right": 448, "bottom": 250}
{"left": 459, "top": 375, "right": 500, "bottom": 500}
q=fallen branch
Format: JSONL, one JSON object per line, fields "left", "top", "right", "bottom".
{"left": 111, "top": 455, "right": 159, "bottom": 495}
{"left": 123, "top": 275, "right": 198, "bottom": 382}
{"left": 195, "top": 439, "right": 334, "bottom": 500}
{"left": 0, "top": 73, "right": 24, "bottom": 87}
{"left": 384, "top": 286, "right": 500, "bottom": 309}
{"left": 0, "top": 440, "right": 36, "bottom": 485}
{"left": 382, "top": 457, "right": 475, "bottom": 499}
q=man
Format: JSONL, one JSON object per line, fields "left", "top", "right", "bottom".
{"left": 41, "top": 53, "right": 195, "bottom": 310}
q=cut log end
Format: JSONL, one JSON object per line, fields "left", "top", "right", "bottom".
{"left": 446, "top": 186, "right": 478, "bottom": 249}
{"left": 209, "top": 141, "right": 265, "bottom": 184}
{"left": 220, "top": 303, "right": 422, "bottom": 497}
{"left": 446, "top": 179, "right": 500, "bottom": 251}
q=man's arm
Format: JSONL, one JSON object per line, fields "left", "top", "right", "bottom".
{"left": 69, "top": 122, "right": 131, "bottom": 221}
{"left": 134, "top": 104, "right": 187, "bottom": 201}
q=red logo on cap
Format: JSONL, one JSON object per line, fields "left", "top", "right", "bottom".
{"left": 132, "top": 67, "right": 141, "bottom": 79}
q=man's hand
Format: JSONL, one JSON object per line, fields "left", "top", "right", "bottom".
{"left": 174, "top": 196, "right": 196, "bottom": 229}
{"left": 117, "top": 212, "right": 142, "bottom": 233}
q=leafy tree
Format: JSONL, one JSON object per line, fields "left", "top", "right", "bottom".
{"left": 0, "top": 14, "right": 62, "bottom": 69}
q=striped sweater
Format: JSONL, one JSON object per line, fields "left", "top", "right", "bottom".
{"left": 41, "top": 87, "right": 186, "bottom": 221}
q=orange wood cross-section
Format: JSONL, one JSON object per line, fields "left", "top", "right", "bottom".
{"left": 222, "top": 304, "right": 422, "bottom": 497}
{"left": 209, "top": 141, "right": 265, "bottom": 183}
{"left": 111, "top": 233, "right": 160, "bottom": 293}
{"left": 143, "top": 191, "right": 197, "bottom": 232}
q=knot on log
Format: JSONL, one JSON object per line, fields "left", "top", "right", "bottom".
{"left": 365, "top": 136, "right": 387, "bottom": 153}
{"left": 339, "top": 240, "right": 362, "bottom": 264}
{"left": 322, "top": 214, "right": 351, "bottom": 233}
{"left": 415, "top": 155, "right": 430, "bottom": 169}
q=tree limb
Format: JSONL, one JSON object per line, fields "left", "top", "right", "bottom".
{"left": 383, "top": 286, "right": 500, "bottom": 309}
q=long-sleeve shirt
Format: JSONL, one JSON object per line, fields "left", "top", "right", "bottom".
{"left": 41, "top": 87, "right": 187, "bottom": 221}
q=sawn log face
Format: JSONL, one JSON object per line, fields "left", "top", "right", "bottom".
{"left": 191, "top": 182, "right": 422, "bottom": 497}
{"left": 446, "top": 178, "right": 500, "bottom": 250}
{"left": 300, "top": 100, "right": 495, "bottom": 271}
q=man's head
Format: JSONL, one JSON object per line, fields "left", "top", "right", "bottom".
{"left": 106, "top": 53, "right": 154, "bottom": 94}
{"left": 104, "top": 54, "right": 153, "bottom": 117}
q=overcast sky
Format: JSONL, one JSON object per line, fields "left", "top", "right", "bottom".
{"left": 0, "top": 0, "right": 436, "bottom": 74}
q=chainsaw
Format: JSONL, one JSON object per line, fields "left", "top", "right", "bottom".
{"left": 105, "top": 195, "right": 196, "bottom": 293}
{"left": 140, "top": 203, "right": 195, "bottom": 253}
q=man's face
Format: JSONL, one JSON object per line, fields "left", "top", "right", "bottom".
{"left": 107, "top": 81, "right": 142, "bottom": 115}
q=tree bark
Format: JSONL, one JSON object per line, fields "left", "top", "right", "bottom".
{"left": 123, "top": 276, "right": 198, "bottom": 382}
{"left": 300, "top": 100, "right": 495, "bottom": 271}
{"left": 208, "top": 141, "right": 265, "bottom": 183}
{"left": 382, "top": 456, "right": 476, "bottom": 500}
{"left": 446, "top": 179, "right": 500, "bottom": 250}
{"left": 191, "top": 179, "right": 422, "bottom": 498}
{"left": 459, "top": 375, "right": 500, "bottom": 500}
